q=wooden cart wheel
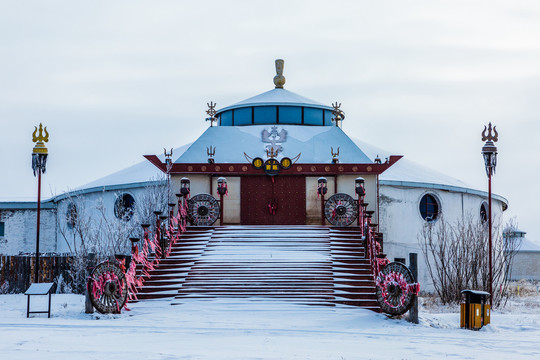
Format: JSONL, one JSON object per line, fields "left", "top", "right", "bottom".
{"left": 88, "top": 261, "right": 128, "bottom": 314}
{"left": 188, "top": 193, "right": 220, "bottom": 226}
{"left": 375, "top": 261, "right": 417, "bottom": 316}
{"left": 324, "top": 193, "right": 358, "bottom": 227}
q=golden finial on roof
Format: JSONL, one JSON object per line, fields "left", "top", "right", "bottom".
{"left": 273, "top": 59, "right": 286, "bottom": 89}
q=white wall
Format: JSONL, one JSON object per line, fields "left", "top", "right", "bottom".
{"left": 305, "top": 176, "right": 336, "bottom": 225}
{"left": 211, "top": 176, "right": 240, "bottom": 224}
{"left": 379, "top": 184, "right": 505, "bottom": 291}
{"left": 0, "top": 208, "right": 57, "bottom": 255}
{"left": 55, "top": 186, "right": 153, "bottom": 254}
{"left": 508, "top": 252, "right": 540, "bottom": 281}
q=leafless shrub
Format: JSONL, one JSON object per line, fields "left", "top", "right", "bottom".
{"left": 57, "top": 179, "right": 168, "bottom": 292}
{"left": 419, "top": 215, "right": 521, "bottom": 307}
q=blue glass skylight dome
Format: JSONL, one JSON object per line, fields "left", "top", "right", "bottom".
{"left": 216, "top": 88, "right": 335, "bottom": 126}
{"left": 215, "top": 60, "right": 338, "bottom": 127}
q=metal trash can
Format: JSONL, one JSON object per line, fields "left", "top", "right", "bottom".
{"left": 460, "top": 290, "right": 490, "bottom": 330}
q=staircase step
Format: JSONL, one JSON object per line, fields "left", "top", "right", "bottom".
{"left": 132, "top": 225, "right": 380, "bottom": 312}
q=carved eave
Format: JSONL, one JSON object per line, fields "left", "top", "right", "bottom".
{"left": 144, "top": 155, "right": 403, "bottom": 176}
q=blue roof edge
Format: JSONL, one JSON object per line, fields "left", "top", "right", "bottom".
{"left": 0, "top": 201, "right": 56, "bottom": 210}
{"left": 216, "top": 102, "right": 334, "bottom": 114}
{"left": 52, "top": 180, "right": 166, "bottom": 202}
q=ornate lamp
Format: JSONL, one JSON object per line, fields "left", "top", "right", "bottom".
{"left": 481, "top": 122, "right": 498, "bottom": 306}
{"left": 217, "top": 177, "right": 228, "bottom": 196}
{"left": 355, "top": 177, "right": 366, "bottom": 232}
{"left": 317, "top": 177, "right": 328, "bottom": 226}
{"left": 355, "top": 177, "right": 365, "bottom": 197}
{"left": 31, "top": 124, "right": 49, "bottom": 283}
{"left": 482, "top": 123, "right": 498, "bottom": 177}
{"left": 317, "top": 177, "right": 328, "bottom": 196}
{"left": 217, "top": 177, "right": 228, "bottom": 225}
{"left": 180, "top": 177, "right": 191, "bottom": 197}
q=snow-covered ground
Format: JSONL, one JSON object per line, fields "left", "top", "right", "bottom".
{"left": 1, "top": 294, "right": 540, "bottom": 359}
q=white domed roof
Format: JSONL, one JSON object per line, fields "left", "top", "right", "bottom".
{"left": 216, "top": 88, "right": 333, "bottom": 114}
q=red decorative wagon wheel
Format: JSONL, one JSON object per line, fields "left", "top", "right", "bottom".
{"left": 188, "top": 193, "right": 220, "bottom": 226}
{"left": 324, "top": 193, "right": 358, "bottom": 227}
{"left": 88, "top": 261, "right": 128, "bottom": 314}
{"left": 375, "top": 262, "right": 419, "bottom": 316}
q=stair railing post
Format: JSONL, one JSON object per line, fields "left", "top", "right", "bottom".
{"left": 217, "top": 177, "right": 228, "bottom": 226}
{"left": 85, "top": 253, "right": 96, "bottom": 314}
{"left": 317, "top": 177, "right": 328, "bottom": 226}
{"left": 355, "top": 177, "right": 366, "bottom": 234}
{"left": 159, "top": 215, "right": 168, "bottom": 258}
{"left": 409, "top": 253, "right": 419, "bottom": 324}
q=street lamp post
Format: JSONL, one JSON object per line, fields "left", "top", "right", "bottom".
{"left": 31, "top": 124, "right": 49, "bottom": 283}
{"left": 217, "top": 177, "right": 228, "bottom": 225}
{"left": 481, "top": 122, "right": 498, "bottom": 305}
{"left": 317, "top": 177, "right": 328, "bottom": 226}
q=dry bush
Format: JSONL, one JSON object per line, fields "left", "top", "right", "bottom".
{"left": 57, "top": 180, "right": 168, "bottom": 292}
{"left": 419, "top": 215, "right": 521, "bottom": 307}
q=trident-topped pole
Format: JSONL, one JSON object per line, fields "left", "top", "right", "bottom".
{"left": 481, "top": 122, "right": 498, "bottom": 306}
{"left": 31, "top": 123, "right": 49, "bottom": 283}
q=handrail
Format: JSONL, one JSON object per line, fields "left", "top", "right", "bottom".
{"left": 124, "top": 197, "right": 188, "bottom": 301}
{"left": 360, "top": 206, "right": 388, "bottom": 281}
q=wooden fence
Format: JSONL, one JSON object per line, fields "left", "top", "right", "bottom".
{"left": 0, "top": 255, "right": 74, "bottom": 294}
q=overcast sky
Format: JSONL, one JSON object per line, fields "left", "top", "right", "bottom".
{"left": 1, "top": 1, "right": 539, "bottom": 240}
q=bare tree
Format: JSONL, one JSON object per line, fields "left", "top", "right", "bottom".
{"left": 57, "top": 179, "right": 168, "bottom": 292}
{"left": 419, "top": 214, "right": 521, "bottom": 306}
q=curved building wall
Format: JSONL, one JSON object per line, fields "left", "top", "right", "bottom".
{"left": 54, "top": 184, "right": 158, "bottom": 255}
{"left": 378, "top": 184, "right": 505, "bottom": 291}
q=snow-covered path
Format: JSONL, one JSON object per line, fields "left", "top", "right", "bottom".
{"left": 1, "top": 294, "right": 539, "bottom": 359}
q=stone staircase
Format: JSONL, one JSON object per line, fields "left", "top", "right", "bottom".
{"left": 134, "top": 226, "right": 380, "bottom": 311}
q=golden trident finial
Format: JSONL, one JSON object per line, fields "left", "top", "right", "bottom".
{"left": 482, "top": 122, "right": 498, "bottom": 142}
{"left": 32, "top": 123, "right": 49, "bottom": 154}
{"left": 273, "top": 59, "right": 286, "bottom": 89}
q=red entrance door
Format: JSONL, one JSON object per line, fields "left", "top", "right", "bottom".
{"left": 241, "top": 176, "right": 306, "bottom": 225}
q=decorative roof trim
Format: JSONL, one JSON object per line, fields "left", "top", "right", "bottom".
{"left": 144, "top": 155, "right": 403, "bottom": 176}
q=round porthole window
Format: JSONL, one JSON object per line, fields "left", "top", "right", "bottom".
{"left": 419, "top": 194, "right": 439, "bottom": 222}
{"left": 480, "top": 202, "right": 488, "bottom": 223}
{"left": 66, "top": 202, "right": 77, "bottom": 229}
{"left": 114, "top": 193, "right": 135, "bottom": 221}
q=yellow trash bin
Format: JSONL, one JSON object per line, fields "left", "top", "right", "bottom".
{"left": 460, "top": 290, "right": 490, "bottom": 330}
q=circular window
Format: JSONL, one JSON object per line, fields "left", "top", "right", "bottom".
{"left": 419, "top": 194, "right": 439, "bottom": 222}
{"left": 66, "top": 202, "right": 77, "bottom": 229}
{"left": 114, "top": 193, "right": 135, "bottom": 221}
{"left": 480, "top": 202, "right": 488, "bottom": 223}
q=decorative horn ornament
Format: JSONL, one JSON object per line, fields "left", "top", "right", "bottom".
{"left": 331, "top": 147, "right": 340, "bottom": 164}
{"left": 205, "top": 101, "right": 218, "bottom": 127}
{"left": 331, "top": 102, "right": 345, "bottom": 128}
{"left": 164, "top": 148, "right": 173, "bottom": 173}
